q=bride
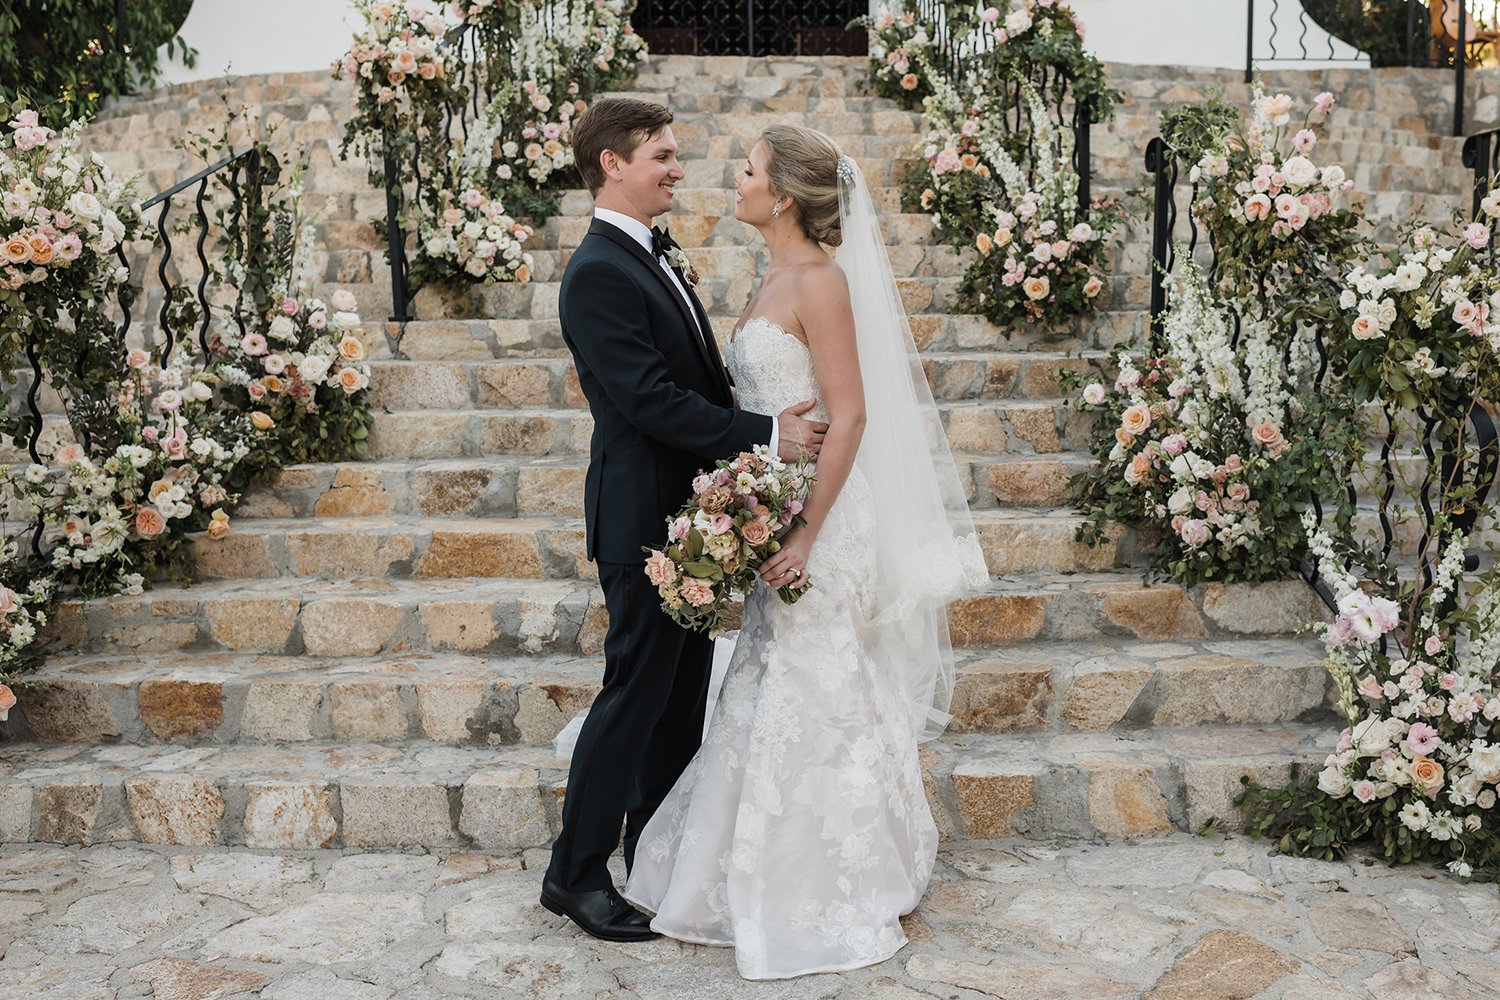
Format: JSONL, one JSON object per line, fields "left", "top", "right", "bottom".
{"left": 623, "top": 124, "right": 987, "bottom": 980}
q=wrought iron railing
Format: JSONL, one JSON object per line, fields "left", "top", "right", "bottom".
{"left": 1246, "top": 0, "right": 1494, "bottom": 136}
{"left": 911, "top": 0, "right": 1098, "bottom": 217}
{"left": 631, "top": 0, "right": 867, "bottom": 56}
{"left": 1464, "top": 123, "right": 1500, "bottom": 217}
{"left": 13, "top": 145, "right": 278, "bottom": 555}
{"left": 379, "top": 5, "right": 578, "bottom": 323}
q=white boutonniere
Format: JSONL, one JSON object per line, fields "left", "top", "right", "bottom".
{"left": 664, "top": 245, "right": 699, "bottom": 287}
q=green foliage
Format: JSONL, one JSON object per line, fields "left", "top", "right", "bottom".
{"left": 1159, "top": 93, "right": 1238, "bottom": 163}
{"left": 0, "top": 0, "right": 197, "bottom": 126}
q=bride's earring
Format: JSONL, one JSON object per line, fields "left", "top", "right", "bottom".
{"left": 771, "top": 202, "right": 781, "bottom": 218}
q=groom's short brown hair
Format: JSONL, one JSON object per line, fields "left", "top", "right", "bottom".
{"left": 572, "top": 97, "right": 675, "bottom": 195}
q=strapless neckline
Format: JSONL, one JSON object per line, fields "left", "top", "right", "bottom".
{"left": 732, "top": 316, "right": 809, "bottom": 351}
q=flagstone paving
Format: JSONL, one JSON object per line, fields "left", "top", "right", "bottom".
{"left": 1, "top": 833, "right": 1496, "bottom": 999}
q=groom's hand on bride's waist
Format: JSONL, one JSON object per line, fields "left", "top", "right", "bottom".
{"left": 776, "top": 399, "right": 828, "bottom": 461}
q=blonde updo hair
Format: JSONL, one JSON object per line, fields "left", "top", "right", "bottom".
{"left": 759, "top": 124, "right": 844, "bottom": 248}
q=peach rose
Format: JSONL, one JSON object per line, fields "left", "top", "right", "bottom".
{"left": 134, "top": 505, "right": 165, "bottom": 539}
{"left": 740, "top": 519, "right": 772, "bottom": 547}
{"left": 206, "top": 518, "right": 230, "bottom": 541}
{"left": 1022, "top": 275, "right": 1050, "bottom": 300}
{"left": 261, "top": 375, "right": 285, "bottom": 394}
{"left": 1411, "top": 756, "right": 1445, "bottom": 798}
{"left": 1114, "top": 427, "right": 1135, "bottom": 449}
{"left": 126, "top": 348, "right": 150, "bottom": 369}
{"left": 514, "top": 264, "right": 531, "bottom": 283}
{"left": 338, "top": 367, "right": 366, "bottom": 394}
{"left": 250, "top": 411, "right": 276, "bottom": 430}
{"left": 1083, "top": 276, "right": 1104, "bottom": 298}
{"left": 976, "top": 232, "right": 992, "bottom": 255}
{"left": 680, "top": 576, "right": 715, "bottom": 607}
{"left": 337, "top": 335, "right": 365, "bottom": 361}
{"left": 2, "top": 235, "right": 31, "bottom": 264}
{"left": 148, "top": 479, "right": 174, "bottom": 502}
{"left": 1120, "top": 402, "right": 1152, "bottom": 436}
{"left": 0, "top": 586, "right": 16, "bottom": 614}
{"left": 27, "top": 237, "right": 53, "bottom": 265}
{"left": 1351, "top": 314, "right": 1381, "bottom": 340}
{"left": 900, "top": 73, "right": 919, "bottom": 90}
{"left": 0, "top": 683, "right": 14, "bottom": 722}
{"left": 644, "top": 549, "right": 679, "bottom": 587}
{"left": 1252, "top": 421, "right": 1286, "bottom": 453}
{"left": 1126, "top": 451, "right": 1152, "bottom": 485}
{"left": 55, "top": 442, "right": 85, "bottom": 464}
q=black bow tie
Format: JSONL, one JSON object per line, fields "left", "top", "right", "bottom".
{"left": 650, "top": 225, "right": 678, "bottom": 260}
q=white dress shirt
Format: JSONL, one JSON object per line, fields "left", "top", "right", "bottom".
{"left": 592, "top": 207, "right": 777, "bottom": 453}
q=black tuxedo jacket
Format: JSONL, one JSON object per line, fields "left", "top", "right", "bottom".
{"left": 559, "top": 217, "right": 773, "bottom": 563}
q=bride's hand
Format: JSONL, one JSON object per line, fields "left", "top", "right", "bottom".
{"left": 759, "top": 529, "right": 811, "bottom": 588}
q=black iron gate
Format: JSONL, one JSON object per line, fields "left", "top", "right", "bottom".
{"left": 632, "top": 0, "right": 868, "bottom": 56}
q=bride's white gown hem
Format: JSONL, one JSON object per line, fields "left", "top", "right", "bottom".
{"left": 621, "top": 317, "right": 939, "bottom": 981}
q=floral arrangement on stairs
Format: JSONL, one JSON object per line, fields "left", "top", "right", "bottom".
{"left": 863, "top": 0, "right": 1122, "bottom": 329}
{"left": 1063, "top": 88, "right": 1366, "bottom": 586}
{"left": 334, "top": 0, "right": 646, "bottom": 302}
{"left": 1238, "top": 215, "right": 1500, "bottom": 879}
{"left": 0, "top": 99, "right": 374, "bottom": 711}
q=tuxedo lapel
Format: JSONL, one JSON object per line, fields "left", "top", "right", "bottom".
{"left": 587, "top": 219, "right": 729, "bottom": 399}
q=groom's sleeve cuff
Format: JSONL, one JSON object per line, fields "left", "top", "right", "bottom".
{"left": 768, "top": 421, "right": 779, "bottom": 454}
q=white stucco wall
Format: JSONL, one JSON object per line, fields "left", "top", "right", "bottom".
{"left": 155, "top": 0, "right": 1370, "bottom": 83}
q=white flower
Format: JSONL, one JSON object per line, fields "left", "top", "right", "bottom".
{"left": 1428, "top": 811, "right": 1461, "bottom": 841}
{"left": 1081, "top": 383, "right": 1105, "bottom": 406}
{"left": 1004, "top": 8, "right": 1032, "bottom": 34}
{"left": 268, "top": 315, "right": 296, "bottom": 341}
{"left": 68, "top": 191, "right": 102, "bottom": 220}
{"left": 1316, "top": 766, "right": 1351, "bottom": 797}
{"left": 1448, "top": 859, "right": 1474, "bottom": 878}
{"left": 1281, "top": 155, "right": 1318, "bottom": 187}
{"left": 1398, "top": 800, "right": 1431, "bottom": 832}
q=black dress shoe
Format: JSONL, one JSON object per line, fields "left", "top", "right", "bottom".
{"left": 540, "top": 878, "right": 659, "bottom": 942}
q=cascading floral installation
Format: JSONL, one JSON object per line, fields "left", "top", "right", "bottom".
{"left": 864, "top": 0, "right": 1121, "bottom": 329}
{"left": 1064, "top": 87, "right": 1366, "bottom": 586}
{"left": 0, "top": 102, "right": 374, "bottom": 710}
{"left": 334, "top": 0, "right": 646, "bottom": 297}
{"left": 1239, "top": 214, "right": 1500, "bottom": 877}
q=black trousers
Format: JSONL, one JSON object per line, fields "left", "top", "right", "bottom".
{"left": 545, "top": 559, "right": 714, "bottom": 892}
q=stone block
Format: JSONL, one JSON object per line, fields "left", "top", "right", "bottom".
{"left": 126, "top": 776, "right": 225, "bottom": 846}
{"left": 946, "top": 595, "right": 1047, "bottom": 646}
{"left": 1078, "top": 753, "right": 1173, "bottom": 837}
{"left": 478, "top": 364, "right": 552, "bottom": 407}
{"left": 330, "top": 681, "right": 409, "bottom": 740}
{"left": 138, "top": 679, "right": 224, "bottom": 741}
{"left": 193, "top": 533, "right": 276, "bottom": 578}
{"left": 415, "top": 530, "right": 544, "bottom": 578}
{"left": 459, "top": 769, "right": 551, "bottom": 848}
{"left": 239, "top": 679, "right": 326, "bottom": 741}
{"left": 0, "top": 783, "right": 32, "bottom": 841}
{"left": 1183, "top": 760, "right": 1293, "bottom": 833}
{"left": 416, "top": 680, "right": 488, "bottom": 742}
{"left": 515, "top": 465, "right": 586, "bottom": 517}
{"left": 943, "top": 407, "right": 1006, "bottom": 452}
{"left": 132, "top": 957, "right": 265, "bottom": 1000}
{"left": 986, "top": 460, "right": 1075, "bottom": 506}
{"left": 1090, "top": 584, "right": 1207, "bottom": 640}
{"left": 420, "top": 601, "right": 498, "bottom": 652}
{"left": 515, "top": 678, "right": 600, "bottom": 745}
{"left": 413, "top": 468, "right": 493, "bottom": 516}
{"left": 1201, "top": 580, "right": 1330, "bottom": 634}
{"left": 205, "top": 597, "right": 300, "bottom": 651}
{"left": 301, "top": 599, "right": 404, "bottom": 656}
{"left": 34, "top": 780, "right": 103, "bottom": 844}
{"left": 18, "top": 680, "right": 121, "bottom": 741}
{"left": 341, "top": 779, "right": 453, "bottom": 848}
{"left": 243, "top": 782, "right": 339, "bottom": 850}
{"left": 947, "top": 661, "right": 1051, "bottom": 733}
{"left": 288, "top": 531, "right": 415, "bottom": 577}
{"left": 951, "top": 763, "right": 1036, "bottom": 838}
{"left": 1143, "top": 930, "right": 1298, "bottom": 1000}
{"left": 1062, "top": 666, "right": 1152, "bottom": 731}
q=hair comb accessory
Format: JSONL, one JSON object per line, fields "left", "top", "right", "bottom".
{"left": 837, "top": 155, "right": 857, "bottom": 184}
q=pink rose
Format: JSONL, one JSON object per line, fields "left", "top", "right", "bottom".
{"left": 241, "top": 332, "right": 268, "bottom": 356}
{"left": 331, "top": 289, "right": 358, "bottom": 311}
{"left": 248, "top": 382, "right": 267, "bottom": 400}
{"left": 134, "top": 505, "right": 166, "bottom": 539}
{"left": 1358, "top": 675, "right": 1384, "bottom": 699}
{"left": 1425, "top": 635, "right": 1444, "bottom": 656}
{"left": 462, "top": 188, "right": 484, "bottom": 208}
{"left": 281, "top": 297, "right": 299, "bottom": 315}
{"left": 1178, "top": 518, "right": 1209, "bottom": 546}
{"left": 1293, "top": 129, "right": 1317, "bottom": 154}
{"left": 55, "top": 443, "right": 85, "bottom": 464}
{"left": 708, "top": 513, "right": 733, "bottom": 536}
{"left": 1312, "top": 91, "right": 1336, "bottom": 118}
{"left": 308, "top": 311, "right": 327, "bottom": 330}
{"left": 680, "top": 576, "right": 715, "bottom": 607}
{"left": 263, "top": 354, "right": 287, "bottom": 375}
{"left": 1352, "top": 780, "right": 1377, "bottom": 803}
{"left": 669, "top": 516, "right": 690, "bottom": 541}
{"left": 644, "top": 549, "right": 679, "bottom": 587}
{"left": 1243, "top": 194, "right": 1272, "bottom": 221}
{"left": 0, "top": 586, "right": 15, "bottom": 614}
{"left": 0, "top": 683, "right": 13, "bottom": 722}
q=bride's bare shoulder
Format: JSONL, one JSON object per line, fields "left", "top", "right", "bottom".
{"left": 791, "top": 257, "right": 849, "bottom": 302}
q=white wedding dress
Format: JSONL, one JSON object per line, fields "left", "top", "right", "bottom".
{"left": 622, "top": 316, "right": 939, "bottom": 980}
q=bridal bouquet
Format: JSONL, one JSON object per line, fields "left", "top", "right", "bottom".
{"left": 644, "top": 446, "right": 814, "bottom": 634}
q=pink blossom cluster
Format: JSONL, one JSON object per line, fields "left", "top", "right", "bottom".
{"left": 984, "top": 201, "right": 1105, "bottom": 315}
{"left": 423, "top": 187, "right": 534, "bottom": 282}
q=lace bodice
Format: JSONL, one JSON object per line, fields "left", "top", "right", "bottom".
{"left": 726, "top": 317, "right": 827, "bottom": 425}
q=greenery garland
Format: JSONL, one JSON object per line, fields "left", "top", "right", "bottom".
{"left": 861, "top": 0, "right": 1122, "bottom": 329}
{"left": 334, "top": 0, "right": 646, "bottom": 300}
{"left": 0, "top": 98, "right": 373, "bottom": 705}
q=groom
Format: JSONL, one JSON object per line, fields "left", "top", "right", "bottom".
{"left": 540, "top": 97, "right": 827, "bottom": 940}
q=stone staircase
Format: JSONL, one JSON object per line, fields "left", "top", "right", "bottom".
{"left": 0, "top": 57, "right": 1478, "bottom": 851}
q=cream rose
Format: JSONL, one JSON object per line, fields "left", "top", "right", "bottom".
{"left": 1411, "top": 756, "right": 1445, "bottom": 798}
{"left": 1022, "top": 276, "right": 1050, "bottom": 300}
{"left": 1120, "top": 402, "right": 1152, "bottom": 436}
{"left": 338, "top": 335, "right": 366, "bottom": 361}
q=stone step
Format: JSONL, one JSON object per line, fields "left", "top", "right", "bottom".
{"left": 2, "top": 637, "right": 1329, "bottom": 752}
{"left": 0, "top": 720, "right": 1334, "bottom": 847}
{"left": 187, "top": 507, "right": 1131, "bottom": 582}
{"left": 360, "top": 351, "right": 1102, "bottom": 413}
{"left": 361, "top": 397, "right": 1089, "bottom": 458}
{"left": 51, "top": 572, "right": 1331, "bottom": 659}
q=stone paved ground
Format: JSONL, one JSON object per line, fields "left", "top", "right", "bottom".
{"left": 2, "top": 833, "right": 1497, "bottom": 999}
